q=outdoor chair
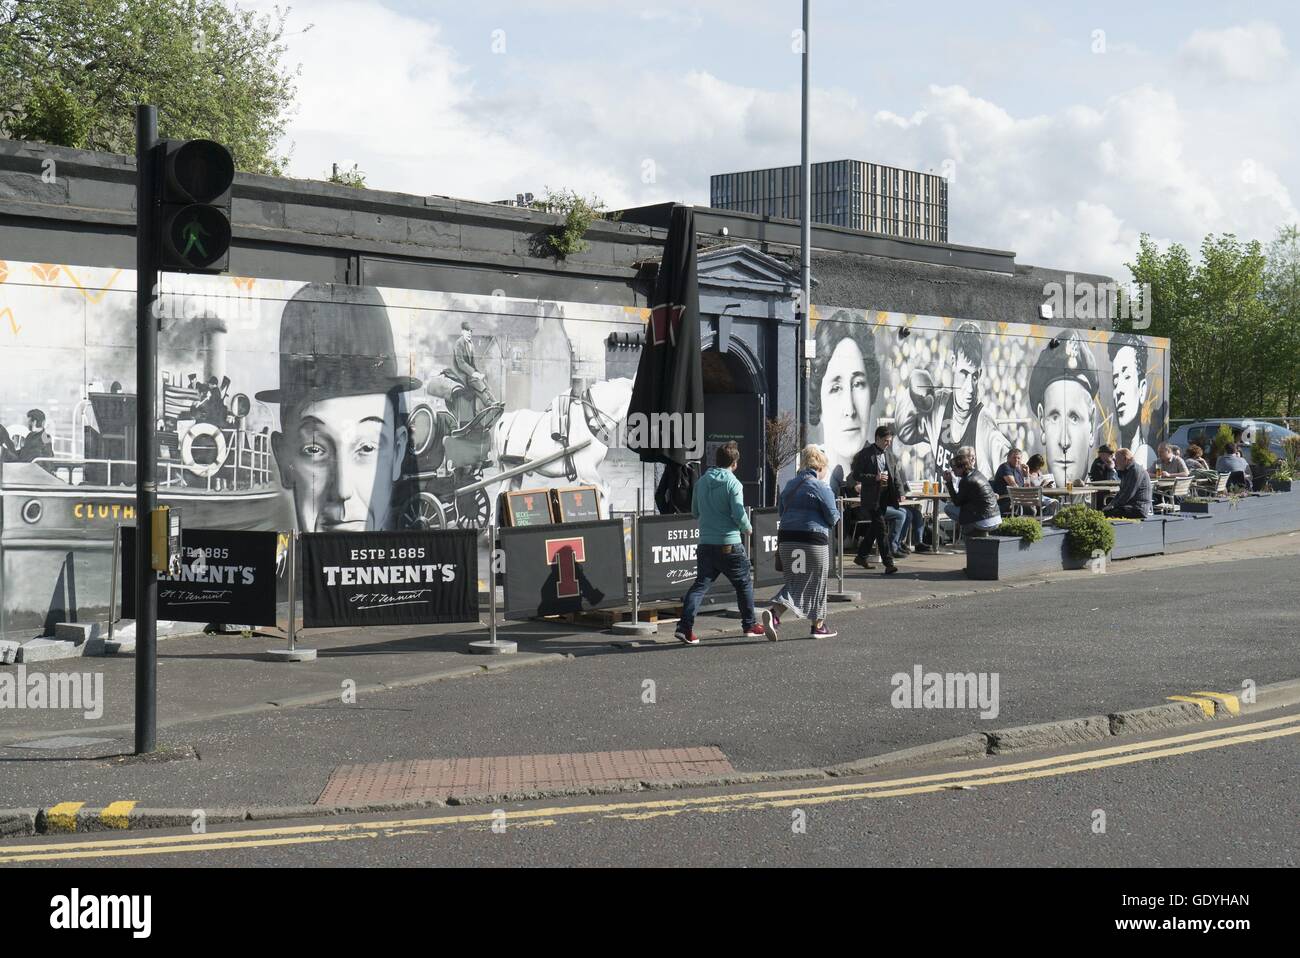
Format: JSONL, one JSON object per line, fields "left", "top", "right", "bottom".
{"left": 1155, "top": 476, "right": 1193, "bottom": 513}
{"left": 1007, "top": 486, "right": 1045, "bottom": 517}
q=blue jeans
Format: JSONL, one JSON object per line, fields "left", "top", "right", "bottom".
{"left": 891, "top": 505, "right": 924, "bottom": 548}
{"left": 679, "top": 543, "right": 755, "bottom": 635}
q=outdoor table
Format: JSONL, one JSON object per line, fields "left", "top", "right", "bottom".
{"left": 1041, "top": 484, "right": 1105, "bottom": 506}
{"left": 906, "top": 489, "right": 955, "bottom": 555}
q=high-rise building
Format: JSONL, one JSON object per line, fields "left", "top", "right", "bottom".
{"left": 710, "top": 159, "right": 948, "bottom": 242}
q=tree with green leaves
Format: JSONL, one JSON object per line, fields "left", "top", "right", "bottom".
{"left": 1263, "top": 225, "right": 1300, "bottom": 417}
{"left": 0, "top": 0, "right": 304, "bottom": 174}
{"left": 1124, "top": 233, "right": 1272, "bottom": 421}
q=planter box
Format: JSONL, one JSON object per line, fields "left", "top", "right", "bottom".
{"left": 966, "top": 527, "right": 1091, "bottom": 580}
{"left": 1179, "top": 499, "right": 1233, "bottom": 518}
{"left": 1267, "top": 479, "right": 1293, "bottom": 492}
{"left": 1109, "top": 517, "right": 1166, "bottom": 560}
{"left": 1163, "top": 514, "right": 1214, "bottom": 553}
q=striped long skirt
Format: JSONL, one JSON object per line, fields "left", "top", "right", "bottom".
{"left": 770, "top": 540, "right": 830, "bottom": 621}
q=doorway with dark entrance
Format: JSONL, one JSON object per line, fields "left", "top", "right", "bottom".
{"left": 702, "top": 347, "right": 765, "bottom": 507}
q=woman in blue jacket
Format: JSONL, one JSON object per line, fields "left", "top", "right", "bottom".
{"left": 762, "top": 445, "right": 842, "bottom": 640}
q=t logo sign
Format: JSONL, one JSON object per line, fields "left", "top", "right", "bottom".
{"left": 545, "top": 537, "right": 587, "bottom": 599}
{"left": 650, "top": 303, "right": 684, "bottom": 346}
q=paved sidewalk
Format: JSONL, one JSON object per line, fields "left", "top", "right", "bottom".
{"left": 3, "top": 533, "right": 1297, "bottom": 747}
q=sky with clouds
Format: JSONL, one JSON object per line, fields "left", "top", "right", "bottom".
{"left": 247, "top": 0, "right": 1298, "bottom": 281}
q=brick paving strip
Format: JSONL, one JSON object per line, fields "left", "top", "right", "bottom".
{"left": 316, "top": 746, "right": 734, "bottom": 805}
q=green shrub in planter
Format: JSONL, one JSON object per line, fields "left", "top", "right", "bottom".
{"left": 1052, "top": 504, "right": 1116, "bottom": 559}
{"left": 995, "top": 517, "right": 1043, "bottom": 543}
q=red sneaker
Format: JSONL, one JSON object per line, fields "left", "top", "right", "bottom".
{"left": 743, "top": 623, "right": 765, "bottom": 637}
{"left": 675, "top": 630, "right": 700, "bottom": 645}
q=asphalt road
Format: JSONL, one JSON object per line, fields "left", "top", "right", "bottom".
{"left": 3, "top": 708, "right": 1296, "bottom": 867}
{"left": 3, "top": 552, "right": 1297, "bottom": 809}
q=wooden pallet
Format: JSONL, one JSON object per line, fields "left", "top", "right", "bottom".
{"left": 551, "top": 603, "right": 679, "bottom": 628}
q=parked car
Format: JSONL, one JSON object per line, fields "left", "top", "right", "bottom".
{"left": 1167, "top": 420, "right": 1300, "bottom": 456}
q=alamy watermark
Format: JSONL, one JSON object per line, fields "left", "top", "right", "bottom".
{"left": 891, "top": 664, "right": 1000, "bottom": 719}
{"left": 594, "top": 411, "right": 704, "bottom": 460}
{"left": 1043, "top": 275, "right": 1151, "bottom": 329}
{"left": 0, "top": 666, "right": 103, "bottom": 720}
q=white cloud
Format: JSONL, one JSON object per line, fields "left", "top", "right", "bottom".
{"left": 257, "top": 2, "right": 1299, "bottom": 285}
{"left": 1179, "top": 20, "right": 1290, "bottom": 83}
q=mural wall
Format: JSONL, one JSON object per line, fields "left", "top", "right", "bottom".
{"left": 0, "top": 259, "right": 1171, "bottom": 637}
{"left": 0, "top": 260, "right": 651, "bottom": 635}
{"left": 809, "top": 308, "right": 1171, "bottom": 490}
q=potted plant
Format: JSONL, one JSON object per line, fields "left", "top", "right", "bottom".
{"left": 994, "top": 517, "right": 1043, "bottom": 543}
{"left": 1251, "top": 429, "right": 1279, "bottom": 488}
{"left": 1269, "top": 462, "right": 1294, "bottom": 493}
{"left": 1052, "top": 504, "right": 1115, "bottom": 561}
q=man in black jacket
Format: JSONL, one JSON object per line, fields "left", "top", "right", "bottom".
{"left": 941, "top": 446, "right": 1001, "bottom": 538}
{"left": 1089, "top": 444, "right": 1119, "bottom": 482}
{"left": 850, "top": 425, "right": 900, "bottom": 575}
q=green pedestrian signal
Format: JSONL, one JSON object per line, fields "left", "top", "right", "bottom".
{"left": 157, "top": 139, "right": 234, "bottom": 274}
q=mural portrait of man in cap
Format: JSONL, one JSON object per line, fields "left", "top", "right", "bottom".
{"left": 256, "top": 284, "right": 422, "bottom": 533}
{"left": 1028, "top": 330, "right": 1101, "bottom": 487}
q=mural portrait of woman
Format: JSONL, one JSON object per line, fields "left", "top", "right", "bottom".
{"left": 809, "top": 310, "right": 879, "bottom": 490}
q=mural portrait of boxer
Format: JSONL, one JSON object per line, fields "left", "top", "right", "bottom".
{"left": 1108, "top": 333, "right": 1154, "bottom": 469}
{"left": 809, "top": 310, "right": 879, "bottom": 487}
{"left": 1028, "top": 331, "right": 1101, "bottom": 487}
{"left": 895, "top": 321, "right": 1011, "bottom": 477}
{"left": 256, "top": 284, "right": 422, "bottom": 532}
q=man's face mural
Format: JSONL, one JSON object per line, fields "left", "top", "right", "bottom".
{"left": 952, "top": 353, "right": 978, "bottom": 417}
{"left": 820, "top": 336, "right": 873, "bottom": 463}
{"left": 1111, "top": 345, "right": 1147, "bottom": 431}
{"left": 274, "top": 393, "right": 408, "bottom": 533}
{"left": 1037, "top": 379, "right": 1095, "bottom": 485}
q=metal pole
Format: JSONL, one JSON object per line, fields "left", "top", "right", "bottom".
{"left": 630, "top": 488, "right": 641, "bottom": 624}
{"left": 837, "top": 499, "right": 845, "bottom": 592}
{"left": 797, "top": 0, "right": 812, "bottom": 451}
{"left": 286, "top": 532, "right": 298, "bottom": 652}
{"left": 134, "top": 104, "right": 159, "bottom": 755}
{"left": 107, "top": 523, "right": 121, "bottom": 646}
{"left": 489, "top": 520, "right": 498, "bottom": 646}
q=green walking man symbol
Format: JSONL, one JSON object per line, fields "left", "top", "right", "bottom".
{"left": 180, "top": 218, "right": 209, "bottom": 260}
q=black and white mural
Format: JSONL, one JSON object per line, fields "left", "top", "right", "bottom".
{"left": 809, "top": 309, "right": 1170, "bottom": 488}
{"left": 0, "top": 261, "right": 647, "bottom": 633}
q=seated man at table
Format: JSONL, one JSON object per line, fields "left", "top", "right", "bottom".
{"left": 942, "top": 446, "right": 1002, "bottom": 539}
{"left": 1088, "top": 444, "right": 1118, "bottom": 482}
{"left": 1215, "top": 442, "right": 1253, "bottom": 491}
{"left": 888, "top": 457, "right": 929, "bottom": 555}
{"left": 1103, "top": 448, "right": 1152, "bottom": 519}
{"left": 1149, "top": 442, "right": 1188, "bottom": 477}
{"left": 992, "top": 447, "right": 1027, "bottom": 514}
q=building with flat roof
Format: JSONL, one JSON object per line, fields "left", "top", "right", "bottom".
{"left": 710, "top": 159, "right": 948, "bottom": 242}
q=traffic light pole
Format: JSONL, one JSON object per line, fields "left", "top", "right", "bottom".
{"left": 134, "top": 104, "right": 159, "bottom": 754}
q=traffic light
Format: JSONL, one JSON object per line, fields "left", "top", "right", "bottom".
{"left": 157, "top": 139, "right": 234, "bottom": 273}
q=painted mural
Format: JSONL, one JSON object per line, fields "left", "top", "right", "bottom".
{"left": 0, "top": 260, "right": 651, "bottom": 635}
{"left": 809, "top": 309, "right": 1170, "bottom": 490}
{"left": 0, "top": 258, "right": 1171, "bottom": 637}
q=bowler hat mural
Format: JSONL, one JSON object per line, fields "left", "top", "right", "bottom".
{"left": 0, "top": 261, "right": 646, "bottom": 636}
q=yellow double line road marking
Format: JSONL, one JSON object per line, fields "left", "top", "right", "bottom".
{"left": 4, "top": 714, "right": 1298, "bottom": 863}
{"left": 1167, "top": 690, "right": 1241, "bottom": 716}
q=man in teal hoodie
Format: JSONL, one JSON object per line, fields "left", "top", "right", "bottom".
{"left": 675, "top": 441, "right": 764, "bottom": 644}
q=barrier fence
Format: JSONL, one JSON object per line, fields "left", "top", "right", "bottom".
{"left": 111, "top": 499, "right": 808, "bottom": 648}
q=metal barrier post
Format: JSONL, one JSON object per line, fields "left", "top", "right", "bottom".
{"left": 827, "top": 496, "right": 860, "bottom": 602}
{"left": 470, "top": 515, "right": 518, "bottom": 653}
{"left": 613, "top": 487, "right": 657, "bottom": 636}
{"left": 107, "top": 523, "right": 120, "bottom": 647}
{"left": 266, "top": 531, "right": 316, "bottom": 661}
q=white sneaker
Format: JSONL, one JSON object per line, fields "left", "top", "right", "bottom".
{"left": 761, "top": 608, "right": 780, "bottom": 642}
